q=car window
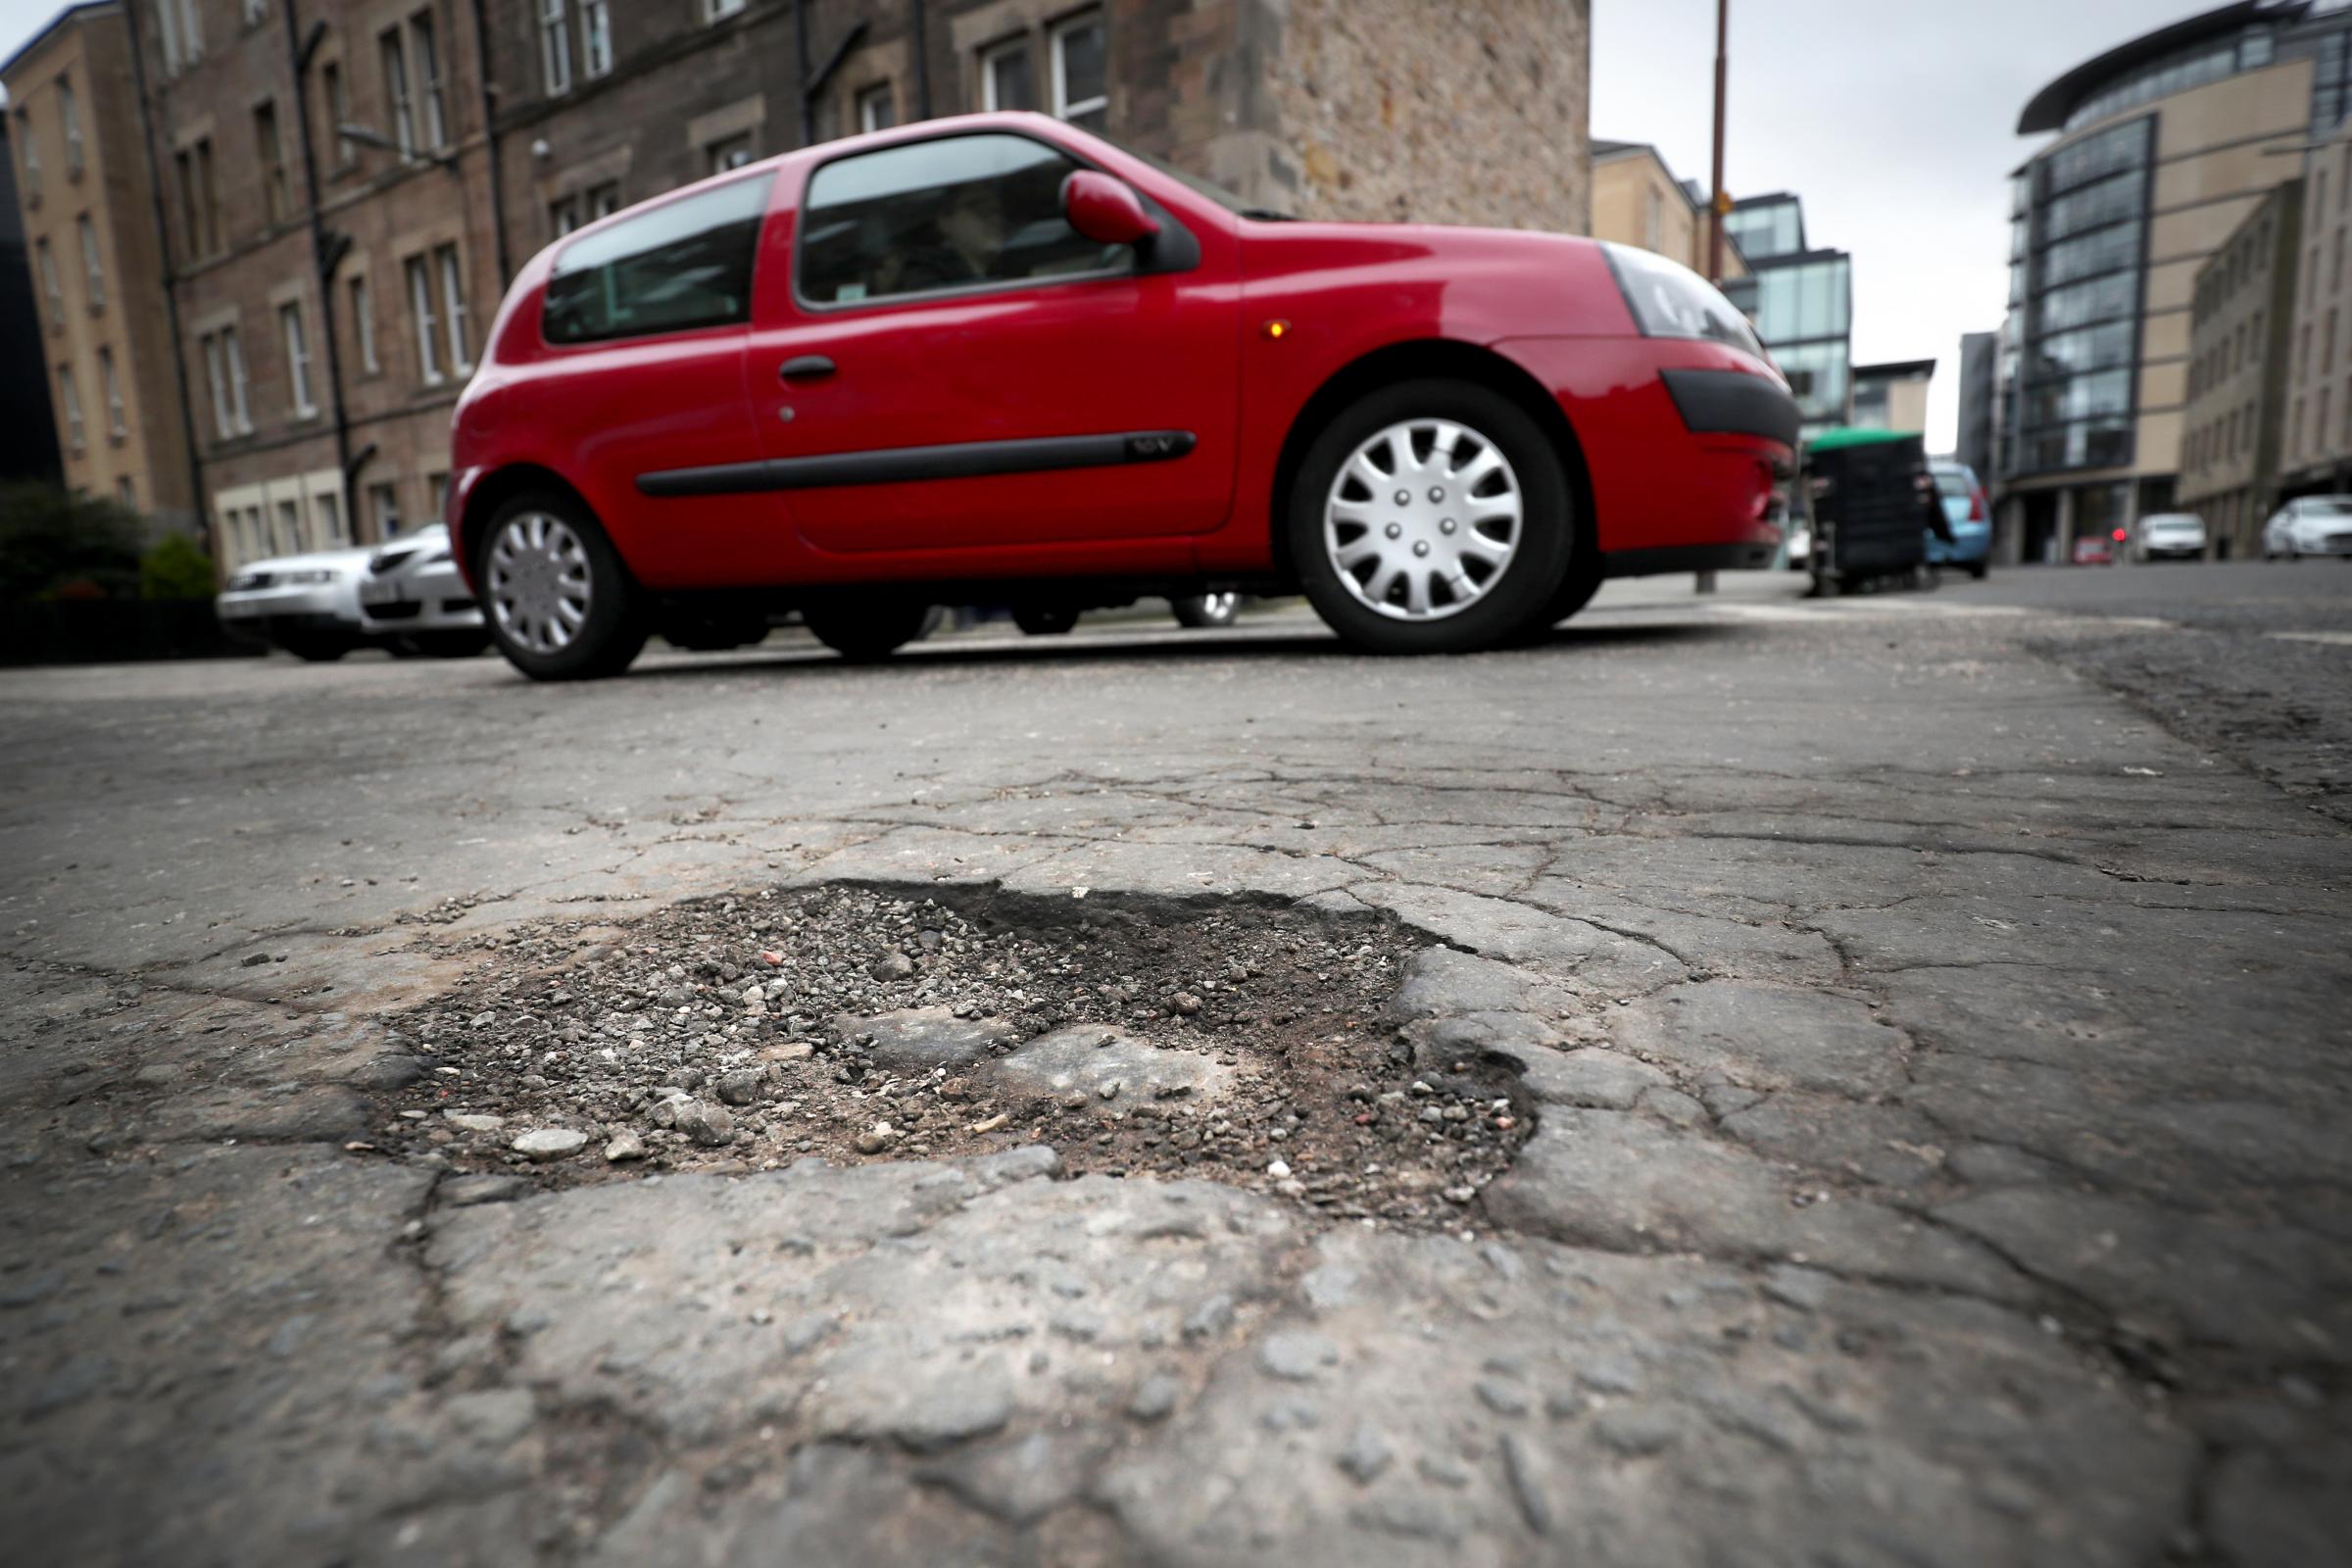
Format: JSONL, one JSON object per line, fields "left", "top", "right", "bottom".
{"left": 797, "top": 132, "right": 1130, "bottom": 307}
{"left": 2306, "top": 498, "right": 2352, "bottom": 514}
{"left": 544, "top": 174, "right": 773, "bottom": 345}
{"left": 1932, "top": 472, "right": 1971, "bottom": 499}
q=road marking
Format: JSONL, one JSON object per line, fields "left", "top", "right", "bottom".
{"left": 2268, "top": 630, "right": 2352, "bottom": 647}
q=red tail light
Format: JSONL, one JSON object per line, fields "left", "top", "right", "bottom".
{"left": 1969, "top": 486, "right": 1986, "bottom": 522}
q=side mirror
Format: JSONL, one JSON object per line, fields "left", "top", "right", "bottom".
{"left": 1062, "top": 171, "right": 1159, "bottom": 247}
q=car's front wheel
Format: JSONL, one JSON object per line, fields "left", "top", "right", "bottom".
{"left": 477, "top": 494, "right": 648, "bottom": 680}
{"left": 1288, "top": 380, "right": 1573, "bottom": 654}
{"left": 804, "top": 597, "right": 935, "bottom": 662}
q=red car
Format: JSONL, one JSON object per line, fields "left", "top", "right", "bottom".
{"left": 449, "top": 114, "right": 1793, "bottom": 679}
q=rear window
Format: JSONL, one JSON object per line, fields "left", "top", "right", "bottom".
{"left": 543, "top": 174, "right": 773, "bottom": 345}
{"left": 1933, "top": 472, "right": 1972, "bottom": 499}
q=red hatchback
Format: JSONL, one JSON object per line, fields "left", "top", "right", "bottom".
{"left": 449, "top": 114, "right": 1794, "bottom": 679}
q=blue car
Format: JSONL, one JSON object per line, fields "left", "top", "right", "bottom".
{"left": 1927, "top": 460, "right": 1991, "bottom": 578}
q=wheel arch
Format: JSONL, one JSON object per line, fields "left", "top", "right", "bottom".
{"left": 1266, "top": 338, "right": 1596, "bottom": 585}
{"left": 453, "top": 464, "right": 606, "bottom": 585}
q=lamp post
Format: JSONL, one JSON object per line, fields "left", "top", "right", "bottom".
{"left": 1707, "top": 0, "right": 1729, "bottom": 283}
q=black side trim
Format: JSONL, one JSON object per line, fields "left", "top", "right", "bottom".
{"left": 637, "top": 430, "right": 1197, "bottom": 498}
{"left": 1602, "top": 543, "right": 1778, "bottom": 579}
{"left": 1658, "top": 368, "right": 1801, "bottom": 449}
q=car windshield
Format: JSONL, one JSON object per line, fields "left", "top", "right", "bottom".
{"left": 1096, "top": 133, "right": 1289, "bottom": 220}
{"left": 2303, "top": 498, "right": 2352, "bottom": 514}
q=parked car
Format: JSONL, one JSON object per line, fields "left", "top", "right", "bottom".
{"left": 2262, "top": 495, "right": 2352, "bottom": 559}
{"left": 2072, "top": 534, "right": 2117, "bottom": 566}
{"left": 358, "top": 525, "right": 492, "bottom": 657}
{"left": 216, "top": 545, "right": 374, "bottom": 661}
{"left": 1926, "top": 460, "right": 1991, "bottom": 578}
{"left": 2134, "top": 512, "right": 2207, "bottom": 562}
{"left": 448, "top": 113, "right": 1793, "bottom": 680}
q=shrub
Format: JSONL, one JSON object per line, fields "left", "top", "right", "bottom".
{"left": 0, "top": 482, "right": 142, "bottom": 601}
{"left": 140, "top": 531, "right": 218, "bottom": 600}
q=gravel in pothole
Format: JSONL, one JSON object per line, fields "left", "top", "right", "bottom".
{"left": 371, "top": 885, "right": 1535, "bottom": 1227}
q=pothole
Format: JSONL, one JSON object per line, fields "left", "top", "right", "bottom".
{"left": 370, "top": 883, "right": 1535, "bottom": 1227}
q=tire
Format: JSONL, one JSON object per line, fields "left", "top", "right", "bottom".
{"left": 475, "top": 491, "right": 648, "bottom": 681}
{"left": 280, "top": 632, "right": 354, "bottom": 662}
{"left": 1171, "top": 592, "right": 1240, "bottom": 629}
{"left": 805, "top": 597, "right": 935, "bottom": 662}
{"left": 1288, "top": 378, "right": 1574, "bottom": 654}
{"left": 1013, "top": 605, "right": 1080, "bottom": 636}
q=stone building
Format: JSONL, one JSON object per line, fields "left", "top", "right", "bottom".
{"left": 2275, "top": 107, "right": 2352, "bottom": 506}
{"left": 112, "top": 0, "right": 1587, "bottom": 570}
{"left": 2, "top": 0, "right": 195, "bottom": 531}
{"left": 1851, "top": 359, "right": 1934, "bottom": 435}
{"left": 2179, "top": 179, "right": 2298, "bottom": 556}
{"left": 1588, "top": 137, "right": 1744, "bottom": 282}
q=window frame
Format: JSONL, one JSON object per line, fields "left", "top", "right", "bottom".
{"left": 857, "top": 81, "right": 897, "bottom": 134}
{"left": 407, "top": 255, "right": 444, "bottom": 383}
{"left": 34, "top": 237, "right": 63, "bottom": 328}
{"left": 582, "top": 0, "right": 612, "bottom": 77}
{"left": 223, "top": 325, "right": 252, "bottom": 432}
{"left": 77, "top": 214, "right": 104, "bottom": 308}
{"left": 58, "top": 362, "right": 84, "bottom": 451}
{"left": 281, "top": 299, "right": 317, "bottom": 416}
{"left": 788, "top": 127, "right": 1192, "bottom": 319}
{"left": 540, "top": 0, "right": 572, "bottom": 96}
{"left": 1050, "top": 10, "right": 1107, "bottom": 127}
{"left": 382, "top": 27, "right": 416, "bottom": 156}
{"left": 540, "top": 171, "right": 774, "bottom": 347}
{"left": 436, "top": 242, "right": 471, "bottom": 372}
{"left": 413, "top": 10, "right": 449, "bottom": 149}
{"left": 350, "top": 272, "right": 380, "bottom": 373}
{"left": 980, "top": 36, "right": 1035, "bottom": 112}
{"left": 707, "top": 132, "right": 755, "bottom": 174}
{"left": 59, "top": 76, "right": 82, "bottom": 177}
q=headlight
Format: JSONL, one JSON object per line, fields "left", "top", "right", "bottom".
{"left": 1600, "top": 242, "right": 1769, "bottom": 363}
{"left": 281, "top": 568, "right": 341, "bottom": 585}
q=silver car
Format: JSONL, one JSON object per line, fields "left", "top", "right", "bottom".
{"left": 2263, "top": 496, "right": 2352, "bottom": 559}
{"left": 358, "top": 525, "right": 490, "bottom": 657}
{"left": 216, "top": 545, "right": 374, "bottom": 662}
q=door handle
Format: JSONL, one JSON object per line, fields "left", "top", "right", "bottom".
{"left": 780, "top": 355, "right": 836, "bottom": 380}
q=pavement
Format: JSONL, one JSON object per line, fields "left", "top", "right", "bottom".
{"left": 2, "top": 560, "right": 2347, "bottom": 1566}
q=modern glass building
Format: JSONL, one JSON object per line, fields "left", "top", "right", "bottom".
{"left": 1721, "top": 194, "right": 1851, "bottom": 438}
{"left": 1999, "top": 1, "right": 2346, "bottom": 562}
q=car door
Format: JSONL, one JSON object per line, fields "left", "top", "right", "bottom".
{"left": 532, "top": 172, "right": 776, "bottom": 589}
{"left": 743, "top": 129, "right": 1239, "bottom": 557}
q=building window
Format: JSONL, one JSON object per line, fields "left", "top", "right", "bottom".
{"left": 177, "top": 0, "right": 202, "bottom": 63}
{"left": 281, "top": 300, "right": 317, "bottom": 416}
{"left": 116, "top": 476, "right": 136, "bottom": 510}
{"left": 15, "top": 109, "right": 36, "bottom": 203}
{"left": 382, "top": 28, "right": 416, "bottom": 155}
{"left": 199, "top": 326, "right": 253, "bottom": 437}
{"left": 58, "top": 364, "right": 84, "bottom": 451}
{"left": 274, "top": 499, "right": 302, "bottom": 556}
{"left": 429, "top": 470, "right": 451, "bottom": 520}
{"left": 550, "top": 194, "right": 580, "bottom": 237}
{"left": 59, "top": 76, "right": 82, "bottom": 177}
{"left": 705, "top": 0, "right": 745, "bottom": 20}
{"left": 981, "top": 37, "right": 1036, "bottom": 112}
{"left": 1050, "top": 11, "right": 1106, "bottom": 130}
{"left": 407, "top": 255, "right": 442, "bottom": 383}
{"left": 99, "top": 346, "right": 125, "bottom": 438}
{"left": 1643, "top": 186, "right": 1663, "bottom": 253}
{"left": 412, "top": 11, "right": 448, "bottom": 149}
{"left": 152, "top": 0, "right": 181, "bottom": 75}
{"left": 244, "top": 0, "right": 267, "bottom": 25}
{"left": 322, "top": 61, "right": 353, "bottom": 167}
{"left": 436, "top": 243, "right": 471, "bottom": 372}
{"left": 350, "top": 273, "right": 379, "bottom": 372}
{"left": 858, "top": 82, "right": 896, "bottom": 133}
{"left": 540, "top": 0, "right": 572, "bottom": 96}
{"left": 256, "top": 101, "right": 289, "bottom": 222}
{"left": 588, "top": 180, "right": 621, "bottom": 220}
{"left": 315, "top": 489, "right": 345, "bottom": 547}
{"left": 707, "top": 132, "right": 754, "bottom": 173}
{"left": 582, "top": 0, "right": 612, "bottom": 77}
{"left": 371, "top": 480, "right": 401, "bottom": 538}
{"left": 34, "top": 238, "right": 62, "bottom": 328}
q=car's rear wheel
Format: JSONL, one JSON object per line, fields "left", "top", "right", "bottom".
{"left": 805, "top": 597, "right": 935, "bottom": 662}
{"left": 477, "top": 493, "right": 647, "bottom": 680}
{"left": 1012, "top": 605, "right": 1080, "bottom": 636}
{"left": 1171, "top": 592, "right": 1240, "bottom": 629}
{"left": 1288, "top": 380, "right": 1572, "bottom": 654}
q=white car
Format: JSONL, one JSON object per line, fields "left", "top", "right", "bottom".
{"left": 2263, "top": 496, "right": 2352, "bottom": 559}
{"left": 358, "top": 525, "right": 490, "bottom": 657}
{"left": 216, "top": 545, "right": 374, "bottom": 662}
{"left": 2135, "top": 513, "right": 2207, "bottom": 562}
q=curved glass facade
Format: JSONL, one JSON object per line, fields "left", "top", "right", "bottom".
{"left": 2003, "top": 114, "right": 2154, "bottom": 478}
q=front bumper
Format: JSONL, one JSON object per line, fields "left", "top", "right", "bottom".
{"left": 218, "top": 583, "right": 360, "bottom": 631}
{"left": 359, "top": 565, "right": 483, "bottom": 635}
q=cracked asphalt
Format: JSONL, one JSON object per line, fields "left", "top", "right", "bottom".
{"left": 2, "top": 563, "right": 2347, "bottom": 1566}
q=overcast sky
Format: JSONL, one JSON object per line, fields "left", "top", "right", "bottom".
{"left": 1, "top": 0, "right": 2236, "bottom": 450}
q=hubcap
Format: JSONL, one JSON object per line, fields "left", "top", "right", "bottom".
{"left": 1324, "top": 418, "right": 1522, "bottom": 620}
{"left": 486, "top": 512, "right": 592, "bottom": 655}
